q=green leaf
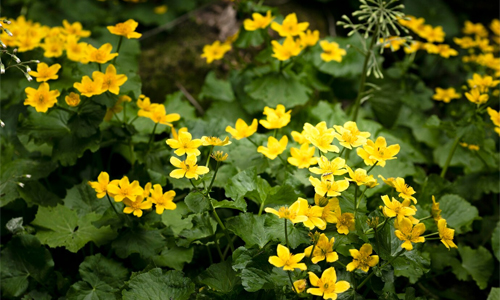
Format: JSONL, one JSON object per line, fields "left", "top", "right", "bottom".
{"left": 226, "top": 213, "right": 270, "bottom": 249}
{"left": 164, "top": 91, "right": 196, "bottom": 121}
{"left": 198, "top": 259, "right": 240, "bottom": 293}
{"left": 17, "top": 108, "right": 70, "bottom": 144}
{"left": 241, "top": 268, "right": 272, "bottom": 292}
{"left": 18, "top": 180, "right": 60, "bottom": 207}
{"left": 111, "top": 226, "right": 166, "bottom": 259}
{"left": 67, "top": 100, "right": 106, "bottom": 138}
{"left": 152, "top": 246, "right": 194, "bottom": 270}
{"left": 487, "top": 288, "right": 500, "bottom": 300}
{"left": 492, "top": 221, "right": 500, "bottom": 261}
{"left": 122, "top": 269, "right": 194, "bottom": 300}
{"left": 265, "top": 215, "right": 310, "bottom": 249}
{"left": 369, "top": 80, "right": 403, "bottom": 128}
{"left": 66, "top": 280, "right": 116, "bottom": 300}
{"left": 177, "top": 212, "right": 218, "bottom": 247}
{"left": 161, "top": 202, "right": 194, "bottom": 236}
{"left": 211, "top": 197, "right": 247, "bottom": 212}
{"left": 52, "top": 132, "right": 101, "bottom": 167}
{"left": 199, "top": 71, "right": 235, "bottom": 102}
{"left": 392, "top": 250, "right": 430, "bottom": 283}
{"left": 234, "top": 29, "right": 265, "bottom": 48}
{"left": 185, "top": 192, "right": 210, "bottom": 213}
{"left": 439, "top": 194, "right": 479, "bottom": 234}
{"left": 245, "top": 71, "right": 311, "bottom": 108}
{"left": 31, "top": 204, "right": 117, "bottom": 253}
{"left": 458, "top": 245, "right": 494, "bottom": 290}
{"left": 1, "top": 158, "right": 57, "bottom": 207}
{"left": 0, "top": 235, "right": 54, "bottom": 298}
{"left": 79, "top": 254, "right": 129, "bottom": 289}
{"left": 63, "top": 182, "right": 108, "bottom": 217}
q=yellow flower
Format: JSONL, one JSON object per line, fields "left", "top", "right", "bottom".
{"left": 201, "top": 136, "right": 232, "bottom": 146}
{"left": 394, "top": 217, "right": 426, "bottom": 251}
{"left": 293, "top": 279, "right": 307, "bottom": 294}
{"left": 474, "top": 37, "right": 494, "bottom": 53}
{"left": 299, "top": 30, "right": 320, "bottom": 47}
{"left": 422, "top": 43, "right": 439, "bottom": 54}
{"left": 271, "top": 36, "right": 302, "bottom": 61}
{"left": 403, "top": 41, "right": 422, "bottom": 54}
{"left": 259, "top": 104, "right": 291, "bottom": 129}
{"left": 380, "top": 36, "right": 406, "bottom": 51}
{"left": 201, "top": 40, "right": 231, "bottom": 63}
{"left": 319, "top": 197, "right": 341, "bottom": 224}
{"left": 467, "top": 73, "right": 499, "bottom": 93}
{"left": 418, "top": 25, "right": 445, "bottom": 43}
{"left": 381, "top": 195, "right": 416, "bottom": 223}
{"left": 166, "top": 130, "right": 203, "bottom": 156}
{"left": 62, "top": 20, "right": 91, "bottom": 38}
{"left": 169, "top": 154, "right": 209, "bottom": 179}
{"left": 301, "top": 202, "right": 326, "bottom": 230}
{"left": 487, "top": 107, "right": 500, "bottom": 127}
{"left": 258, "top": 136, "right": 288, "bottom": 160}
{"left": 309, "top": 176, "right": 349, "bottom": 198}
{"left": 432, "top": 87, "right": 461, "bottom": 103}
{"left": 465, "top": 88, "right": 489, "bottom": 105}
{"left": 336, "top": 212, "right": 355, "bottom": 235}
{"left": 333, "top": 121, "right": 370, "bottom": 149}
{"left": 211, "top": 151, "right": 228, "bottom": 162}
{"left": 453, "top": 36, "right": 476, "bottom": 49}
{"left": 356, "top": 137, "right": 400, "bottom": 167}
{"left": 143, "top": 182, "right": 152, "bottom": 198}
{"left": 309, "top": 156, "right": 347, "bottom": 177}
{"left": 438, "top": 219, "right": 457, "bottom": 250}
{"left": 345, "top": 166, "right": 376, "bottom": 187}
{"left": 137, "top": 94, "right": 159, "bottom": 117}
{"left": 431, "top": 196, "right": 442, "bottom": 222}
{"left": 73, "top": 76, "right": 105, "bottom": 97}
{"left": 147, "top": 105, "right": 180, "bottom": 126}
{"left": 304, "top": 233, "right": 338, "bottom": 264}
{"left": 320, "top": 40, "right": 346, "bottom": 62}
{"left": 307, "top": 267, "right": 350, "bottom": 299}
{"left": 436, "top": 44, "right": 458, "bottom": 58}
{"left": 88, "top": 171, "right": 113, "bottom": 198}
{"left": 491, "top": 19, "right": 500, "bottom": 36}
{"left": 41, "top": 40, "right": 64, "bottom": 58}
{"left": 303, "top": 121, "right": 339, "bottom": 153}
{"left": 392, "top": 178, "right": 417, "bottom": 204}
{"left": 107, "top": 19, "right": 142, "bottom": 39}
{"left": 92, "top": 64, "right": 128, "bottom": 95}
{"left": 154, "top": 5, "right": 168, "bottom": 15}
{"left": 264, "top": 198, "right": 308, "bottom": 223}
{"left": 65, "top": 92, "right": 81, "bottom": 107}
{"left": 104, "top": 98, "right": 124, "bottom": 121}
{"left": 148, "top": 184, "right": 176, "bottom": 214}
{"left": 346, "top": 243, "right": 379, "bottom": 272}
{"left": 463, "top": 21, "right": 488, "bottom": 37}
{"left": 29, "top": 63, "right": 61, "bottom": 82}
{"left": 288, "top": 143, "right": 317, "bottom": 169}
{"left": 24, "top": 83, "right": 60, "bottom": 113}
{"left": 291, "top": 130, "right": 309, "bottom": 145}
{"left": 87, "top": 43, "right": 118, "bottom": 64}
{"left": 379, "top": 175, "right": 396, "bottom": 187}
{"left": 225, "top": 118, "right": 258, "bottom": 140}
{"left": 123, "top": 196, "right": 152, "bottom": 217}
{"left": 243, "top": 10, "right": 274, "bottom": 31}
{"left": 107, "top": 176, "right": 143, "bottom": 202}
{"left": 65, "top": 35, "right": 89, "bottom": 63}
{"left": 271, "top": 13, "right": 309, "bottom": 37}
{"left": 269, "top": 244, "right": 307, "bottom": 271}
{"left": 398, "top": 15, "right": 425, "bottom": 33}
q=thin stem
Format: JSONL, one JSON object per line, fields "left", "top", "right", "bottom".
{"left": 247, "top": 137, "right": 259, "bottom": 147}
{"left": 206, "top": 161, "right": 220, "bottom": 196}
{"left": 374, "top": 227, "right": 381, "bottom": 265}
{"left": 106, "top": 194, "right": 121, "bottom": 217}
{"left": 284, "top": 219, "right": 289, "bottom": 248}
{"left": 206, "top": 245, "right": 213, "bottom": 265}
{"left": 189, "top": 179, "right": 205, "bottom": 196}
{"left": 97, "top": 63, "right": 101, "bottom": 72}
{"left": 357, "top": 186, "right": 368, "bottom": 209}
{"left": 205, "top": 146, "right": 214, "bottom": 167}
{"left": 214, "top": 235, "right": 224, "bottom": 261}
{"left": 258, "top": 201, "right": 265, "bottom": 216}
{"left": 354, "top": 184, "right": 359, "bottom": 218}
{"left": 338, "top": 147, "right": 346, "bottom": 158}
{"left": 288, "top": 271, "right": 297, "bottom": 294}
{"left": 146, "top": 122, "right": 159, "bottom": 149}
{"left": 112, "top": 36, "right": 123, "bottom": 65}
{"left": 309, "top": 243, "right": 317, "bottom": 263}
{"left": 366, "top": 161, "right": 379, "bottom": 174}
{"left": 440, "top": 135, "right": 461, "bottom": 178}
{"left": 352, "top": 26, "right": 379, "bottom": 122}
{"left": 422, "top": 232, "right": 439, "bottom": 238}
{"left": 419, "top": 215, "right": 433, "bottom": 221}
{"left": 356, "top": 249, "right": 404, "bottom": 290}
{"left": 212, "top": 207, "right": 235, "bottom": 252}
{"left": 128, "top": 115, "right": 139, "bottom": 125}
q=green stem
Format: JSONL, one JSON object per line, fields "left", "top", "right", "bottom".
{"left": 284, "top": 219, "right": 289, "bottom": 248}
{"left": 288, "top": 271, "right": 297, "bottom": 294}
{"left": 352, "top": 27, "right": 379, "bottom": 122}
{"left": 440, "top": 135, "right": 461, "bottom": 178}
{"left": 206, "top": 161, "right": 220, "bottom": 196}
{"left": 247, "top": 137, "right": 259, "bottom": 147}
{"left": 205, "top": 146, "right": 214, "bottom": 167}
{"left": 357, "top": 249, "right": 404, "bottom": 290}
{"left": 357, "top": 186, "right": 368, "bottom": 209}
{"left": 146, "top": 122, "right": 159, "bottom": 149}
{"left": 309, "top": 242, "right": 317, "bottom": 263}
{"left": 338, "top": 147, "right": 346, "bottom": 158}
{"left": 258, "top": 201, "right": 265, "bottom": 216}
{"left": 189, "top": 179, "right": 204, "bottom": 196}
{"left": 211, "top": 207, "right": 235, "bottom": 253}
{"left": 123, "top": 102, "right": 127, "bottom": 123}
{"left": 354, "top": 184, "right": 359, "bottom": 218}
{"left": 206, "top": 245, "right": 213, "bottom": 265}
{"left": 422, "top": 232, "right": 439, "bottom": 238}
{"left": 113, "top": 36, "right": 123, "bottom": 65}
{"left": 419, "top": 215, "right": 433, "bottom": 221}
{"left": 214, "top": 235, "right": 224, "bottom": 261}
{"left": 366, "top": 161, "right": 379, "bottom": 174}
{"left": 106, "top": 194, "right": 121, "bottom": 217}
{"left": 128, "top": 115, "right": 139, "bottom": 125}
{"left": 97, "top": 63, "right": 101, "bottom": 72}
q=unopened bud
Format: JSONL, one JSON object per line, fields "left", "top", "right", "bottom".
{"left": 13, "top": 48, "right": 18, "bottom": 54}
{"left": 1, "top": 63, "right": 5, "bottom": 74}
{"left": 13, "top": 55, "right": 20, "bottom": 63}
{"left": 367, "top": 216, "right": 380, "bottom": 229}
{"left": 4, "top": 28, "right": 12, "bottom": 37}
{"left": 0, "top": 120, "right": 5, "bottom": 127}
{"left": 308, "top": 231, "right": 321, "bottom": 244}
{"left": 26, "top": 66, "right": 31, "bottom": 72}
{"left": 23, "top": 174, "right": 31, "bottom": 178}
{"left": 25, "top": 73, "right": 33, "bottom": 81}
{"left": 3, "top": 20, "right": 12, "bottom": 25}
{"left": 314, "top": 193, "right": 329, "bottom": 207}
{"left": 17, "top": 182, "right": 24, "bottom": 188}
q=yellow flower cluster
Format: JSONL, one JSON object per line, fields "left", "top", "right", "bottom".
{"left": 88, "top": 172, "right": 176, "bottom": 217}
{"left": 397, "top": 15, "right": 457, "bottom": 58}
{"left": 135, "top": 94, "right": 180, "bottom": 126}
